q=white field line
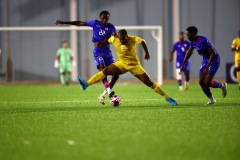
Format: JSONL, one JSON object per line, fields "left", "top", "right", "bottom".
{"left": 0, "top": 98, "right": 238, "bottom": 104}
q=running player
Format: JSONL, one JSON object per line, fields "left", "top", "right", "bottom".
{"left": 55, "top": 10, "right": 119, "bottom": 104}
{"left": 231, "top": 30, "right": 240, "bottom": 90}
{"left": 180, "top": 26, "right": 227, "bottom": 105}
{"left": 169, "top": 32, "right": 190, "bottom": 91}
{"left": 77, "top": 29, "right": 178, "bottom": 106}
{"left": 54, "top": 40, "right": 75, "bottom": 86}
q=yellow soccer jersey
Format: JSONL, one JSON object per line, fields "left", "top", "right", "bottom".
{"left": 232, "top": 37, "right": 240, "bottom": 55}
{"left": 108, "top": 35, "right": 142, "bottom": 65}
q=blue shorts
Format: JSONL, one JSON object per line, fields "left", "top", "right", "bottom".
{"left": 199, "top": 55, "right": 220, "bottom": 75}
{"left": 176, "top": 60, "right": 190, "bottom": 73}
{"left": 93, "top": 48, "right": 115, "bottom": 68}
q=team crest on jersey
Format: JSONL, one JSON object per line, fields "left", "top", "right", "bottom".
{"left": 105, "top": 28, "right": 108, "bottom": 30}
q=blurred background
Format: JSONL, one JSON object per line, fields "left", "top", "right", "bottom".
{"left": 0, "top": 0, "right": 239, "bottom": 83}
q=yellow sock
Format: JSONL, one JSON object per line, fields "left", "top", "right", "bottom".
{"left": 151, "top": 82, "right": 168, "bottom": 98}
{"left": 237, "top": 71, "right": 240, "bottom": 86}
{"left": 87, "top": 71, "right": 106, "bottom": 85}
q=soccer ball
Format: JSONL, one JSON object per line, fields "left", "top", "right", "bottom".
{"left": 110, "top": 95, "right": 122, "bottom": 107}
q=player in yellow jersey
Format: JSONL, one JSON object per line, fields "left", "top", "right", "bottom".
{"left": 231, "top": 30, "right": 240, "bottom": 90}
{"left": 77, "top": 29, "right": 178, "bottom": 106}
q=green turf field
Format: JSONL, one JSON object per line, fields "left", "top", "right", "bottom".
{"left": 0, "top": 83, "right": 239, "bottom": 160}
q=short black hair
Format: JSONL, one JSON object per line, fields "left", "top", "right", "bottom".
{"left": 179, "top": 32, "right": 184, "bottom": 35}
{"left": 187, "top": 26, "right": 198, "bottom": 35}
{"left": 99, "top": 10, "right": 110, "bottom": 17}
{"left": 118, "top": 29, "right": 128, "bottom": 36}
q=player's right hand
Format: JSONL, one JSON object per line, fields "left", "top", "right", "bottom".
{"left": 179, "top": 66, "right": 184, "bottom": 74}
{"left": 55, "top": 20, "right": 63, "bottom": 25}
{"left": 54, "top": 60, "right": 59, "bottom": 68}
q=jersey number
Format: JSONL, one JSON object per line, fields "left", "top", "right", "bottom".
{"left": 99, "top": 29, "right": 105, "bottom": 36}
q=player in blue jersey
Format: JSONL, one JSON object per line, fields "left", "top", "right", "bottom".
{"left": 180, "top": 26, "right": 227, "bottom": 105}
{"left": 169, "top": 32, "right": 190, "bottom": 91}
{"left": 56, "top": 11, "right": 119, "bottom": 105}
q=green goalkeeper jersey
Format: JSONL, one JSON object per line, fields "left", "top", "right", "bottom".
{"left": 57, "top": 48, "right": 72, "bottom": 66}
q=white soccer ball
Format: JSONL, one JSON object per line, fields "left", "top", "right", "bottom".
{"left": 110, "top": 95, "right": 122, "bottom": 107}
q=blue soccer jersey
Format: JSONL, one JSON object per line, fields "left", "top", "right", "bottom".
{"left": 86, "top": 20, "right": 116, "bottom": 67}
{"left": 190, "top": 36, "right": 220, "bottom": 75}
{"left": 86, "top": 20, "right": 116, "bottom": 49}
{"left": 173, "top": 41, "right": 190, "bottom": 69}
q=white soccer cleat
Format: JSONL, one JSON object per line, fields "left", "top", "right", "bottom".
{"left": 98, "top": 95, "right": 105, "bottom": 105}
{"left": 205, "top": 97, "right": 216, "bottom": 105}
{"left": 221, "top": 83, "right": 227, "bottom": 98}
{"left": 179, "top": 86, "right": 184, "bottom": 91}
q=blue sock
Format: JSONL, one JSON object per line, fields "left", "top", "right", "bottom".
{"left": 202, "top": 87, "right": 212, "bottom": 98}
{"left": 103, "top": 79, "right": 110, "bottom": 89}
{"left": 211, "top": 81, "right": 222, "bottom": 88}
{"left": 177, "top": 80, "right": 182, "bottom": 86}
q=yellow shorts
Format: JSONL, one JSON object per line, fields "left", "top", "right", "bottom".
{"left": 235, "top": 53, "right": 240, "bottom": 68}
{"left": 113, "top": 61, "right": 146, "bottom": 75}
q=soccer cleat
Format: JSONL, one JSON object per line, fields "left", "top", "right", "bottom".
{"left": 221, "top": 83, "right": 227, "bottom": 98}
{"left": 76, "top": 76, "right": 89, "bottom": 90}
{"left": 205, "top": 97, "right": 216, "bottom": 105}
{"left": 179, "top": 86, "right": 184, "bottom": 91}
{"left": 238, "top": 86, "right": 240, "bottom": 90}
{"left": 108, "top": 90, "right": 115, "bottom": 98}
{"left": 98, "top": 95, "right": 105, "bottom": 105}
{"left": 165, "top": 97, "right": 178, "bottom": 106}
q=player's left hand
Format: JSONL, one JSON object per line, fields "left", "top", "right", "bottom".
{"left": 55, "top": 20, "right": 63, "bottom": 25}
{"left": 144, "top": 53, "right": 150, "bottom": 61}
{"left": 179, "top": 66, "right": 184, "bottom": 74}
{"left": 54, "top": 60, "right": 59, "bottom": 68}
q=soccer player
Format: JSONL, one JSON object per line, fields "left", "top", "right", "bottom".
{"left": 180, "top": 26, "right": 227, "bottom": 105}
{"left": 76, "top": 29, "right": 178, "bottom": 106}
{"left": 54, "top": 40, "right": 75, "bottom": 86}
{"left": 169, "top": 32, "right": 190, "bottom": 91}
{"left": 55, "top": 10, "right": 119, "bottom": 104}
{"left": 231, "top": 30, "right": 240, "bottom": 90}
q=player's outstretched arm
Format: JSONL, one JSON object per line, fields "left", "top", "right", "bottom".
{"left": 141, "top": 39, "right": 150, "bottom": 61}
{"left": 55, "top": 20, "right": 87, "bottom": 26}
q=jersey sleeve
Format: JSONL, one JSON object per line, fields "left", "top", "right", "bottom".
{"left": 86, "top": 20, "right": 96, "bottom": 27}
{"left": 231, "top": 39, "right": 237, "bottom": 48}
{"left": 134, "top": 36, "right": 143, "bottom": 44}
{"left": 108, "top": 36, "right": 115, "bottom": 44}
{"left": 56, "top": 49, "right": 61, "bottom": 56}
{"left": 204, "top": 37, "right": 214, "bottom": 48}
{"left": 172, "top": 43, "right": 177, "bottom": 51}
{"left": 109, "top": 23, "right": 116, "bottom": 35}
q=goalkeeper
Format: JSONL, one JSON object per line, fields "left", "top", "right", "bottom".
{"left": 54, "top": 40, "right": 76, "bottom": 86}
{"left": 77, "top": 29, "right": 178, "bottom": 106}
